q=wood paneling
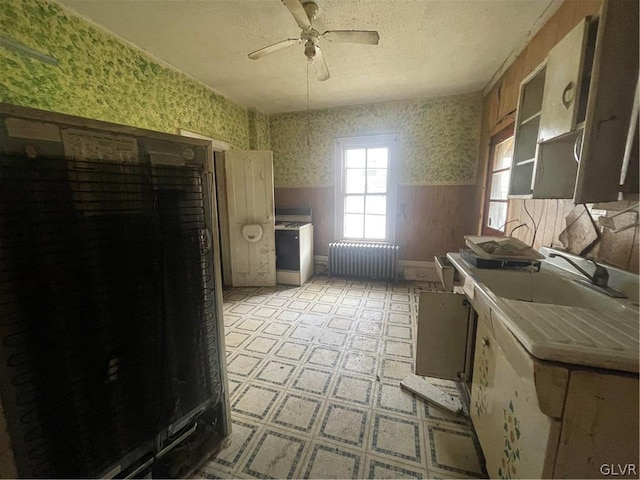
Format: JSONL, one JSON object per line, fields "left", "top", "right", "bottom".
{"left": 475, "top": 0, "right": 639, "bottom": 274}
{"left": 275, "top": 184, "right": 476, "bottom": 261}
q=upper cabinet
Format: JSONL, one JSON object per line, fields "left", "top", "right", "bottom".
{"left": 509, "top": 0, "right": 639, "bottom": 202}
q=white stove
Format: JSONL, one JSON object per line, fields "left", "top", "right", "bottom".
{"left": 274, "top": 208, "right": 314, "bottom": 285}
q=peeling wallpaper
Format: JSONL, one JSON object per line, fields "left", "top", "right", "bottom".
{"left": 0, "top": 0, "right": 250, "bottom": 148}
{"left": 270, "top": 92, "right": 482, "bottom": 187}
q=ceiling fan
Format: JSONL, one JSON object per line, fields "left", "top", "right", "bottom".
{"left": 248, "top": 0, "right": 380, "bottom": 81}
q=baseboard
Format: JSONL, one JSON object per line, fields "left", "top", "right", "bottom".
{"left": 314, "top": 255, "right": 438, "bottom": 282}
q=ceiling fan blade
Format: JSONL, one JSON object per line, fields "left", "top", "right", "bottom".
{"left": 322, "top": 30, "right": 380, "bottom": 45}
{"left": 282, "top": 0, "right": 312, "bottom": 31}
{"left": 248, "top": 38, "right": 301, "bottom": 60}
{"left": 313, "top": 45, "right": 330, "bottom": 81}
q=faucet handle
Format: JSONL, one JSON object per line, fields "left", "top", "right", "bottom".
{"left": 590, "top": 259, "right": 610, "bottom": 286}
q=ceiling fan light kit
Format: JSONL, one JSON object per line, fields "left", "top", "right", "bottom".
{"left": 247, "top": 0, "right": 380, "bottom": 81}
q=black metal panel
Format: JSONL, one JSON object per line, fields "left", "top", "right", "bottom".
{"left": 0, "top": 155, "right": 221, "bottom": 478}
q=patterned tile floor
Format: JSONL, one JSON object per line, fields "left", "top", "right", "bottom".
{"left": 194, "top": 276, "right": 486, "bottom": 479}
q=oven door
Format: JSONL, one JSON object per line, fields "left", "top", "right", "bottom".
{"left": 275, "top": 230, "right": 300, "bottom": 271}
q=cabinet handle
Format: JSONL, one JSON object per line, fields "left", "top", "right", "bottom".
{"left": 481, "top": 337, "right": 490, "bottom": 348}
{"left": 573, "top": 129, "right": 584, "bottom": 163}
{"left": 562, "top": 82, "right": 574, "bottom": 109}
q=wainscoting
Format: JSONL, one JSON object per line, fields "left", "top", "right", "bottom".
{"left": 275, "top": 184, "right": 477, "bottom": 262}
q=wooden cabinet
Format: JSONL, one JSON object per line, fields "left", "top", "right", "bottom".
{"left": 470, "top": 313, "right": 562, "bottom": 479}
{"left": 509, "top": 0, "right": 638, "bottom": 201}
{"left": 469, "top": 307, "right": 639, "bottom": 479}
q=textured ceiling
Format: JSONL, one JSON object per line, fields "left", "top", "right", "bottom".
{"left": 57, "top": 0, "right": 560, "bottom": 114}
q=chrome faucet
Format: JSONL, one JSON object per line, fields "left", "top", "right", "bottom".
{"left": 548, "top": 253, "right": 609, "bottom": 288}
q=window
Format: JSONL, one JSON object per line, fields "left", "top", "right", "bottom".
{"left": 335, "top": 134, "right": 399, "bottom": 241}
{"left": 483, "top": 127, "right": 514, "bottom": 235}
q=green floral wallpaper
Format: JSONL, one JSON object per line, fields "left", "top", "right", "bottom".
{"left": 0, "top": 0, "right": 250, "bottom": 148}
{"left": 248, "top": 107, "right": 270, "bottom": 150}
{"left": 270, "top": 92, "right": 482, "bottom": 187}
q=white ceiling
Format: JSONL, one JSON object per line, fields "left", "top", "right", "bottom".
{"left": 58, "top": 0, "right": 560, "bottom": 114}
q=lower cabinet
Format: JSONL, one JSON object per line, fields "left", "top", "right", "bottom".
{"left": 470, "top": 314, "right": 562, "bottom": 479}
{"left": 470, "top": 312, "right": 640, "bottom": 478}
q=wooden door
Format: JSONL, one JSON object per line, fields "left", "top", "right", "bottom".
{"left": 225, "top": 150, "right": 276, "bottom": 286}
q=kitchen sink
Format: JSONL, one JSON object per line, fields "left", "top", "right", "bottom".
{"left": 471, "top": 267, "right": 628, "bottom": 312}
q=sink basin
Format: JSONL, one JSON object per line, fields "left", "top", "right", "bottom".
{"left": 472, "top": 268, "right": 627, "bottom": 312}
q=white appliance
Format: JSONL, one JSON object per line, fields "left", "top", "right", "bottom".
{"left": 275, "top": 208, "right": 314, "bottom": 285}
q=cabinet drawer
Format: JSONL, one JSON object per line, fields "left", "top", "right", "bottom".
{"left": 434, "top": 255, "right": 457, "bottom": 291}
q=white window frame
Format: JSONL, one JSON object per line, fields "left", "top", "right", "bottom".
{"left": 334, "top": 133, "right": 399, "bottom": 242}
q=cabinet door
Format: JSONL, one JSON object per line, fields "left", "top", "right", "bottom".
{"left": 575, "top": 0, "right": 639, "bottom": 203}
{"left": 470, "top": 315, "right": 562, "bottom": 479}
{"left": 415, "top": 292, "right": 469, "bottom": 381}
{"left": 538, "top": 18, "right": 589, "bottom": 142}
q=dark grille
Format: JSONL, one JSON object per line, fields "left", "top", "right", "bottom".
{"left": 0, "top": 156, "right": 221, "bottom": 478}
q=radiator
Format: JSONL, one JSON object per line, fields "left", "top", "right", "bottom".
{"left": 328, "top": 242, "right": 399, "bottom": 282}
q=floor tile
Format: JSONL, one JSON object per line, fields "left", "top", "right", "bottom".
{"left": 327, "top": 316, "right": 354, "bottom": 331}
{"left": 383, "top": 339, "right": 414, "bottom": 359}
{"left": 376, "top": 382, "right": 419, "bottom": 417}
{"left": 318, "top": 402, "right": 369, "bottom": 448}
{"left": 291, "top": 366, "right": 333, "bottom": 396}
{"left": 273, "top": 341, "right": 309, "bottom": 362}
{"left": 349, "top": 335, "right": 380, "bottom": 354}
{"left": 306, "top": 346, "right": 342, "bottom": 369}
{"left": 359, "top": 309, "right": 384, "bottom": 322}
{"left": 270, "top": 392, "right": 323, "bottom": 434}
{"left": 227, "top": 353, "right": 264, "bottom": 378}
{"left": 365, "top": 455, "right": 425, "bottom": 479}
{"left": 209, "top": 419, "right": 260, "bottom": 470}
{"left": 254, "top": 359, "right": 297, "bottom": 387}
{"left": 240, "top": 428, "right": 307, "bottom": 479}
{"left": 370, "top": 413, "right": 422, "bottom": 464}
{"left": 332, "top": 374, "right": 374, "bottom": 407}
{"left": 302, "top": 441, "right": 364, "bottom": 479}
{"left": 225, "top": 331, "right": 251, "bottom": 349}
{"left": 260, "top": 321, "right": 290, "bottom": 337}
{"left": 212, "top": 279, "right": 486, "bottom": 480}
{"left": 341, "top": 351, "right": 378, "bottom": 376}
{"left": 379, "top": 358, "right": 413, "bottom": 381}
{"left": 426, "top": 424, "right": 484, "bottom": 477}
{"left": 355, "top": 320, "right": 384, "bottom": 336}
{"left": 388, "top": 312, "right": 412, "bottom": 325}
{"left": 232, "top": 383, "right": 281, "bottom": 421}
{"left": 243, "top": 336, "right": 279, "bottom": 355}
{"left": 317, "top": 329, "right": 348, "bottom": 347}
{"left": 235, "top": 318, "right": 264, "bottom": 333}
{"left": 386, "top": 324, "right": 412, "bottom": 340}
{"left": 276, "top": 309, "right": 300, "bottom": 322}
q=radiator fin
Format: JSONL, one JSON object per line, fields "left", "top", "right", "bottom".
{"left": 328, "top": 242, "right": 399, "bottom": 282}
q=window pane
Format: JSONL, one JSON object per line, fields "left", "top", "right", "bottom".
{"left": 366, "top": 169, "right": 387, "bottom": 193}
{"left": 346, "top": 169, "right": 365, "bottom": 193}
{"left": 365, "top": 195, "right": 386, "bottom": 215}
{"left": 487, "top": 202, "right": 507, "bottom": 231}
{"left": 490, "top": 171, "right": 510, "bottom": 200}
{"left": 364, "top": 214, "right": 386, "bottom": 239}
{"left": 344, "top": 214, "right": 364, "bottom": 238}
{"left": 368, "top": 148, "right": 388, "bottom": 168}
{"left": 493, "top": 137, "right": 514, "bottom": 170}
{"left": 345, "top": 195, "right": 364, "bottom": 214}
{"left": 346, "top": 149, "right": 366, "bottom": 168}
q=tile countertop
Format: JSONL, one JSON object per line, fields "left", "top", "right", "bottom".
{"left": 447, "top": 249, "right": 640, "bottom": 373}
